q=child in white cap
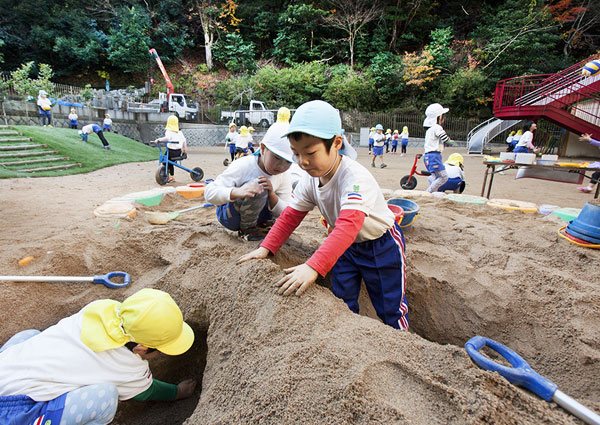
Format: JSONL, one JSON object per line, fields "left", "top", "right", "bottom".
{"left": 205, "top": 111, "right": 294, "bottom": 241}
{"left": 423, "top": 103, "right": 453, "bottom": 192}
{"left": 68, "top": 108, "right": 78, "bottom": 129}
{"left": 103, "top": 113, "right": 113, "bottom": 132}
{"left": 225, "top": 122, "right": 239, "bottom": 162}
{"left": 37, "top": 90, "right": 52, "bottom": 127}
{"left": 0, "top": 288, "right": 196, "bottom": 425}
{"left": 371, "top": 124, "right": 387, "bottom": 168}
{"left": 239, "top": 100, "right": 409, "bottom": 330}
{"left": 79, "top": 123, "right": 111, "bottom": 150}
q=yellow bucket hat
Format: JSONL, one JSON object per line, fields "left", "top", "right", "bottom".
{"left": 165, "top": 115, "right": 179, "bottom": 132}
{"left": 239, "top": 125, "right": 249, "bottom": 137}
{"left": 81, "top": 288, "right": 194, "bottom": 355}
{"left": 403, "top": 126, "right": 408, "bottom": 132}
{"left": 277, "top": 107, "right": 290, "bottom": 123}
{"left": 446, "top": 153, "right": 464, "bottom": 167}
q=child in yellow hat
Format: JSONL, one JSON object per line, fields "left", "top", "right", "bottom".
{"left": 103, "top": 113, "right": 113, "bottom": 132}
{"left": 427, "top": 153, "right": 465, "bottom": 193}
{"left": 154, "top": 115, "right": 187, "bottom": 183}
{"left": 0, "top": 288, "right": 196, "bottom": 425}
{"left": 225, "top": 122, "right": 239, "bottom": 162}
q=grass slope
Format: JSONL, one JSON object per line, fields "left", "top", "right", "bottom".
{"left": 0, "top": 126, "right": 157, "bottom": 178}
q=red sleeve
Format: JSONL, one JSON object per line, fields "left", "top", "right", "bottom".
{"left": 260, "top": 206, "right": 309, "bottom": 254}
{"left": 306, "top": 209, "right": 365, "bottom": 276}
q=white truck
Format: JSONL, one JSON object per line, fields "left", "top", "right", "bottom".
{"left": 128, "top": 92, "right": 197, "bottom": 121}
{"left": 220, "top": 100, "right": 275, "bottom": 128}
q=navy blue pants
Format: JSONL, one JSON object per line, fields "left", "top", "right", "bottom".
{"left": 331, "top": 223, "right": 409, "bottom": 330}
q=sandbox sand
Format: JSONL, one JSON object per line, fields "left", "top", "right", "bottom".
{"left": 0, "top": 146, "right": 598, "bottom": 424}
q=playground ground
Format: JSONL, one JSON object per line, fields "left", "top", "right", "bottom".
{"left": 0, "top": 146, "right": 598, "bottom": 424}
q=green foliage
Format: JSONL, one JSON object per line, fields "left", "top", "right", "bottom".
{"left": 322, "top": 66, "right": 374, "bottom": 110}
{"left": 107, "top": 7, "right": 152, "bottom": 74}
{"left": 439, "top": 68, "right": 493, "bottom": 117}
{"left": 80, "top": 84, "right": 94, "bottom": 102}
{"left": 0, "top": 38, "right": 4, "bottom": 64}
{"left": 367, "top": 52, "right": 405, "bottom": 100}
{"left": 213, "top": 33, "right": 257, "bottom": 73}
{"left": 272, "top": 4, "right": 329, "bottom": 65}
{"left": 427, "top": 27, "right": 454, "bottom": 71}
{"left": 355, "top": 26, "right": 389, "bottom": 65}
{"left": 9, "top": 62, "right": 55, "bottom": 100}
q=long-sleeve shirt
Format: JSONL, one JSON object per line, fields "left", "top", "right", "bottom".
{"left": 424, "top": 124, "right": 449, "bottom": 153}
{"left": 516, "top": 131, "right": 534, "bottom": 150}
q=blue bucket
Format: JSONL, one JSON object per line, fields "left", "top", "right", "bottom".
{"left": 566, "top": 202, "right": 600, "bottom": 243}
{"left": 388, "top": 198, "right": 419, "bottom": 228}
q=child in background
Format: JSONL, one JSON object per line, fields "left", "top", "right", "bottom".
{"left": 79, "top": 123, "right": 111, "bottom": 150}
{"left": 0, "top": 288, "right": 196, "bottom": 425}
{"left": 385, "top": 128, "right": 392, "bottom": 153}
{"left": 514, "top": 121, "right": 540, "bottom": 154}
{"left": 205, "top": 119, "right": 294, "bottom": 241}
{"left": 368, "top": 127, "right": 375, "bottom": 154}
{"left": 154, "top": 115, "right": 187, "bottom": 183}
{"left": 428, "top": 153, "right": 465, "bottom": 193}
{"left": 225, "top": 122, "right": 239, "bottom": 162}
{"left": 247, "top": 126, "right": 256, "bottom": 153}
{"left": 577, "top": 133, "right": 600, "bottom": 193}
{"left": 505, "top": 130, "right": 516, "bottom": 152}
{"left": 423, "top": 103, "right": 453, "bottom": 192}
{"left": 238, "top": 100, "right": 409, "bottom": 330}
{"left": 68, "top": 108, "right": 78, "bottom": 129}
{"left": 371, "top": 124, "right": 387, "bottom": 168}
{"left": 37, "top": 90, "right": 52, "bottom": 127}
{"left": 400, "top": 126, "right": 409, "bottom": 156}
{"left": 236, "top": 126, "right": 253, "bottom": 157}
{"left": 510, "top": 129, "right": 522, "bottom": 152}
{"left": 391, "top": 129, "right": 399, "bottom": 154}
{"left": 103, "top": 114, "right": 113, "bottom": 132}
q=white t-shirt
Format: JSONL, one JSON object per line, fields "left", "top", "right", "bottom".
{"left": 373, "top": 133, "right": 385, "bottom": 147}
{"left": 165, "top": 129, "right": 186, "bottom": 150}
{"left": 400, "top": 131, "right": 409, "bottom": 139}
{"left": 516, "top": 131, "right": 533, "bottom": 149}
{"left": 424, "top": 124, "right": 447, "bottom": 153}
{"left": 37, "top": 97, "right": 51, "bottom": 110}
{"left": 81, "top": 124, "right": 97, "bottom": 134}
{"left": 445, "top": 163, "right": 465, "bottom": 180}
{"left": 68, "top": 113, "right": 78, "bottom": 121}
{"left": 291, "top": 156, "right": 395, "bottom": 243}
{"left": 225, "top": 131, "right": 238, "bottom": 146}
{"left": 236, "top": 135, "right": 253, "bottom": 149}
{"left": 103, "top": 118, "right": 112, "bottom": 126}
{"left": 204, "top": 154, "right": 292, "bottom": 216}
{"left": 0, "top": 304, "right": 152, "bottom": 402}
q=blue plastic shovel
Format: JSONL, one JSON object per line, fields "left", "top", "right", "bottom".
{"left": 0, "top": 271, "right": 130, "bottom": 289}
{"left": 465, "top": 336, "right": 600, "bottom": 425}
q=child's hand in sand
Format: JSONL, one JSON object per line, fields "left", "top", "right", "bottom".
{"left": 238, "top": 247, "right": 270, "bottom": 263}
{"left": 176, "top": 379, "right": 197, "bottom": 400}
{"left": 276, "top": 263, "right": 318, "bottom": 296}
{"left": 231, "top": 181, "right": 264, "bottom": 199}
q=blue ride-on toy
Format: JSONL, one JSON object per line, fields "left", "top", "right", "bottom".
{"left": 155, "top": 141, "right": 204, "bottom": 185}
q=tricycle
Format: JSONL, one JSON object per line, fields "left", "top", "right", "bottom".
{"left": 155, "top": 141, "right": 204, "bottom": 185}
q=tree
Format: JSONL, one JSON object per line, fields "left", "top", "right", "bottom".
{"left": 325, "top": 0, "right": 384, "bottom": 68}
{"left": 548, "top": 0, "right": 600, "bottom": 58}
{"left": 107, "top": 6, "right": 152, "bottom": 74}
{"left": 213, "top": 33, "right": 257, "bottom": 73}
{"left": 427, "top": 27, "right": 454, "bottom": 71}
{"left": 9, "top": 62, "right": 55, "bottom": 100}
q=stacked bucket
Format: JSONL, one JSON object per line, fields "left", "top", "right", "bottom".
{"left": 564, "top": 202, "right": 600, "bottom": 247}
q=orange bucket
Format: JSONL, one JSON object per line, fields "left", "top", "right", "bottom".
{"left": 387, "top": 204, "right": 404, "bottom": 225}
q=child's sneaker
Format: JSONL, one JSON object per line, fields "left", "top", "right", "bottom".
{"left": 577, "top": 187, "right": 592, "bottom": 193}
{"left": 239, "top": 227, "right": 264, "bottom": 241}
{"left": 371, "top": 163, "right": 376, "bottom": 168}
{"left": 380, "top": 163, "right": 388, "bottom": 168}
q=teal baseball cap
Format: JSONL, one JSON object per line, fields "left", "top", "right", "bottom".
{"left": 284, "top": 100, "right": 342, "bottom": 139}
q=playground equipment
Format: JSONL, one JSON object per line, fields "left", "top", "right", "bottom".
{"left": 155, "top": 141, "right": 204, "bottom": 185}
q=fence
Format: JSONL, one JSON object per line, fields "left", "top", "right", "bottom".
{"left": 340, "top": 110, "right": 480, "bottom": 141}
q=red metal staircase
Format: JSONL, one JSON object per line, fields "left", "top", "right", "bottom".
{"left": 493, "top": 53, "right": 600, "bottom": 139}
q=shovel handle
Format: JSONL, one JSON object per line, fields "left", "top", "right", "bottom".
{"left": 92, "top": 271, "right": 131, "bottom": 288}
{"left": 465, "top": 336, "right": 557, "bottom": 401}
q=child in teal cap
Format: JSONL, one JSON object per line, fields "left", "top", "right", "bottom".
{"left": 239, "top": 100, "right": 409, "bottom": 330}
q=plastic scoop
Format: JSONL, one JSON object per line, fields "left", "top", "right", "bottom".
{"left": 146, "top": 204, "right": 205, "bottom": 225}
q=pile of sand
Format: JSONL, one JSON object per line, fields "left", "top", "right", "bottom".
{"left": 0, "top": 148, "right": 598, "bottom": 424}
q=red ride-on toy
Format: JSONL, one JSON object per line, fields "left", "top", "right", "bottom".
{"left": 400, "top": 154, "right": 431, "bottom": 190}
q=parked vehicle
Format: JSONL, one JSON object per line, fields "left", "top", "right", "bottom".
{"left": 220, "top": 100, "right": 274, "bottom": 127}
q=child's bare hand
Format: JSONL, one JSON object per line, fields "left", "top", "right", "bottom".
{"left": 257, "top": 176, "right": 273, "bottom": 193}
{"left": 232, "top": 181, "right": 264, "bottom": 199}
{"left": 238, "top": 247, "right": 270, "bottom": 263}
{"left": 175, "top": 379, "right": 196, "bottom": 400}
{"left": 276, "top": 263, "right": 318, "bottom": 296}
{"left": 579, "top": 133, "right": 592, "bottom": 143}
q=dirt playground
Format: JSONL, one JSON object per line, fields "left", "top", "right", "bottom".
{"left": 0, "top": 146, "right": 598, "bottom": 424}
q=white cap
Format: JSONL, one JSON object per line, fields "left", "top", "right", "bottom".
{"left": 423, "top": 103, "right": 449, "bottom": 127}
{"left": 261, "top": 122, "right": 294, "bottom": 163}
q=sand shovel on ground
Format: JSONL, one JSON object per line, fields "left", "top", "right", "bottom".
{"left": 465, "top": 336, "right": 600, "bottom": 425}
{"left": 146, "top": 204, "right": 205, "bottom": 225}
{"left": 0, "top": 271, "right": 130, "bottom": 289}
